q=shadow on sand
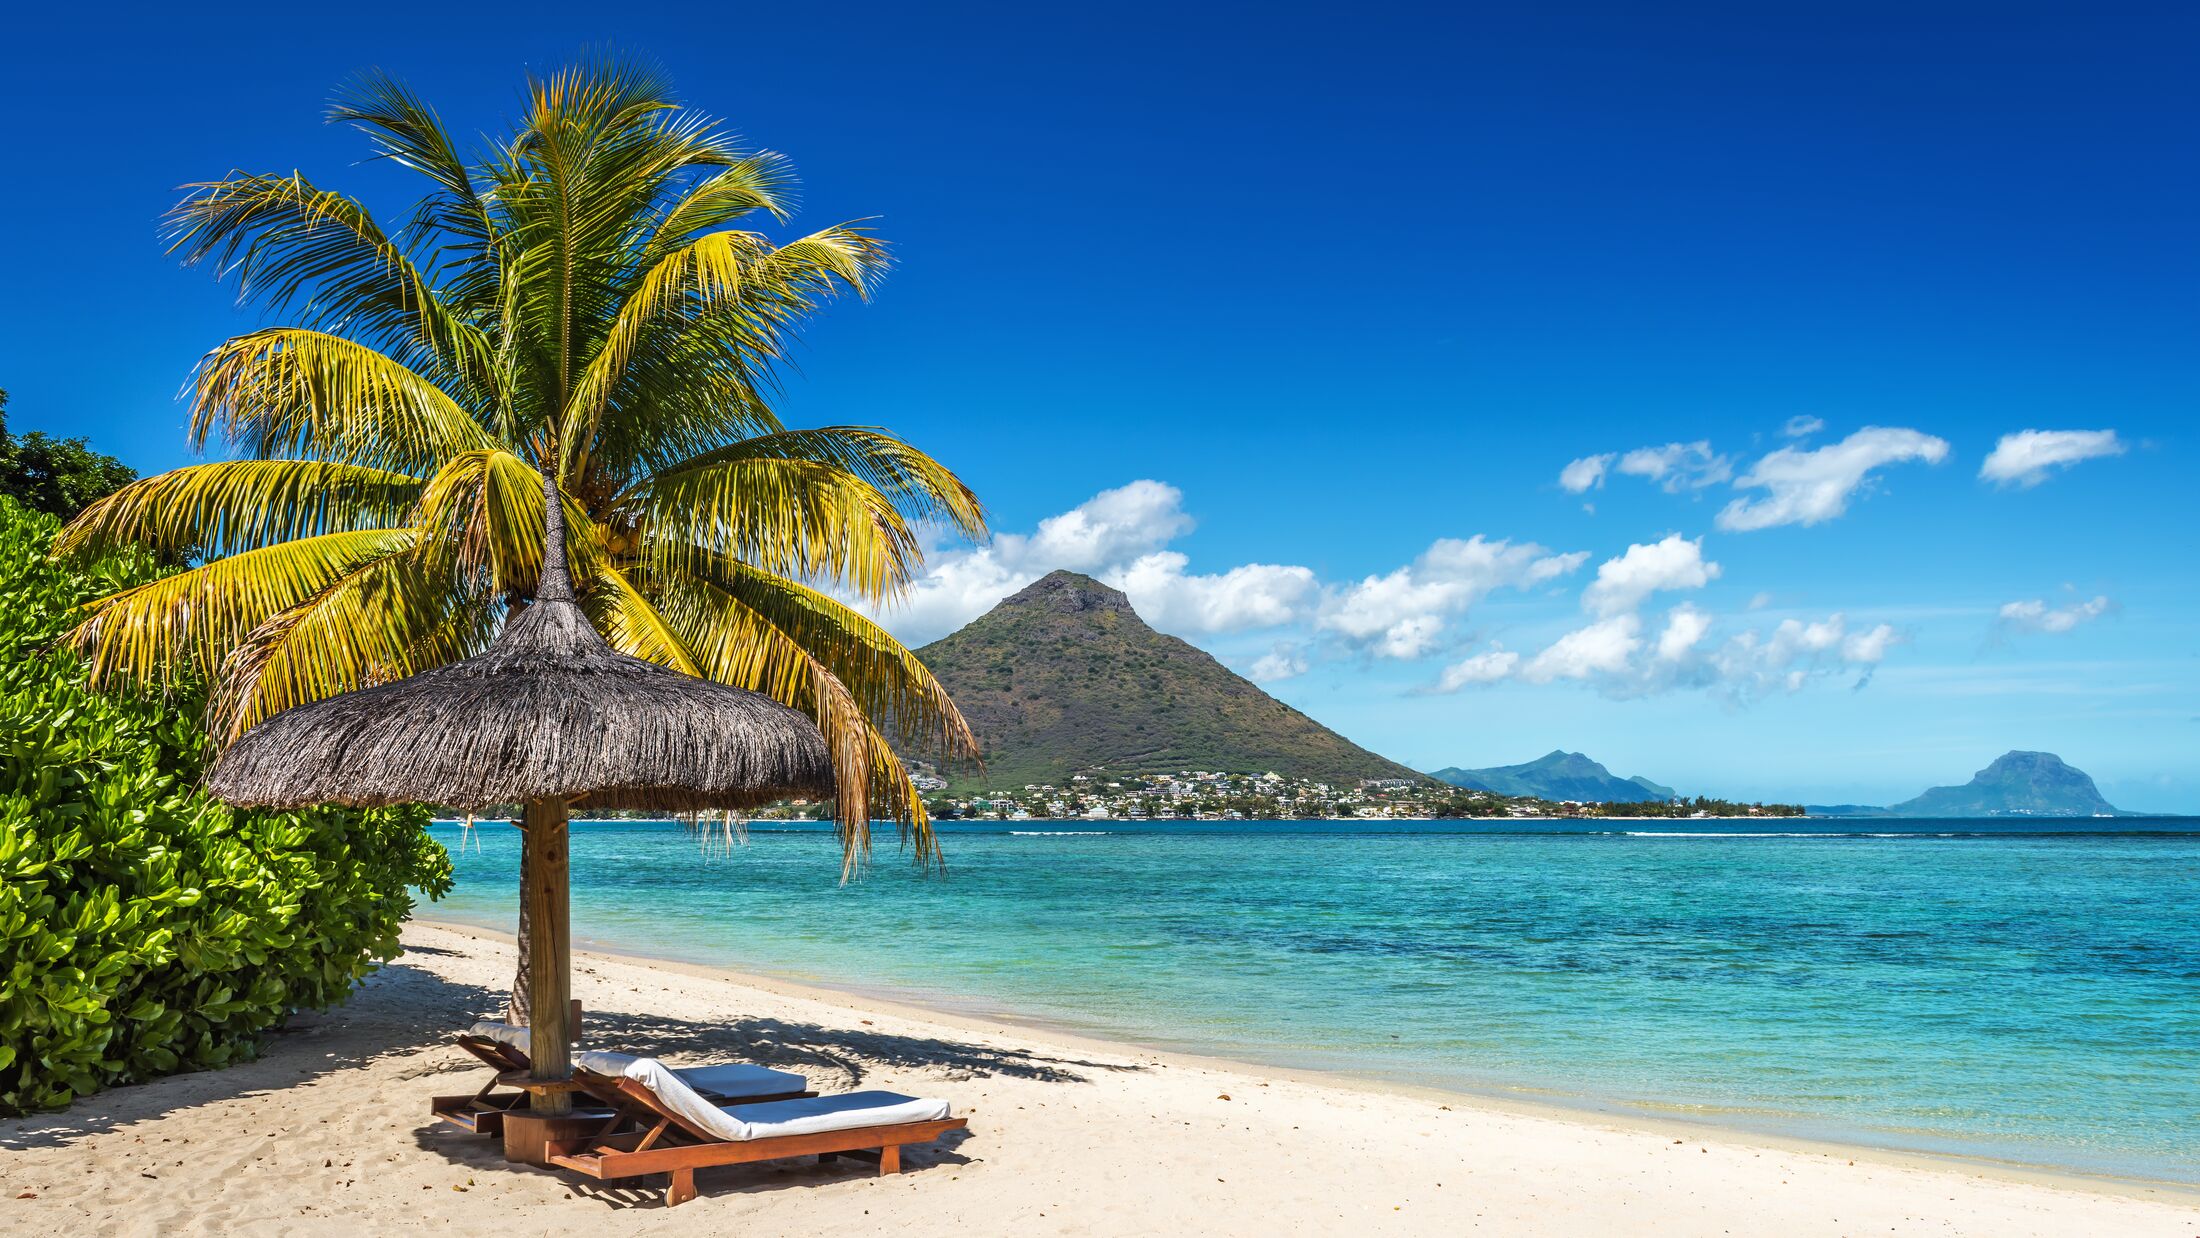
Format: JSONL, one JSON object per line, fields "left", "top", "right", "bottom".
{"left": 2, "top": 944, "right": 1133, "bottom": 1199}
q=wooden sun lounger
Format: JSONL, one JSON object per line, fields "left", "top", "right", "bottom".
{"left": 547, "top": 1068, "right": 967, "bottom": 1207}
{"left": 424, "top": 1007, "right": 814, "bottom": 1143}
{"left": 431, "top": 1001, "right": 586, "bottom": 1138}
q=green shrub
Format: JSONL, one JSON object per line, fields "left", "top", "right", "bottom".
{"left": 0, "top": 496, "right": 450, "bottom": 1113}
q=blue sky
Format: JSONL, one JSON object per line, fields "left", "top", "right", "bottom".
{"left": 3, "top": 2, "right": 2194, "bottom": 808}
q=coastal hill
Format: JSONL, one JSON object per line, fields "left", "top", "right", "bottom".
{"left": 1806, "top": 751, "right": 2128, "bottom": 817}
{"left": 1431, "top": 750, "right": 1678, "bottom": 802}
{"left": 1887, "top": 750, "right": 2127, "bottom": 817}
{"left": 914, "top": 571, "right": 1425, "bottom": 790}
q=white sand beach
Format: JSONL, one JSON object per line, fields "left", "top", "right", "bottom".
{"left": 2, "top": 921, "right": 2193, "bottom": 1237}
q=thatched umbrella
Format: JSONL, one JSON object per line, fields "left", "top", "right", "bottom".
{"left": 206, "top": 478, "right": 835, "bottom": 1112}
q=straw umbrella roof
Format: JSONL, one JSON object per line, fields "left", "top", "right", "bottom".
{"left": 205, "top": 480, "right": 836, "bottom": 813}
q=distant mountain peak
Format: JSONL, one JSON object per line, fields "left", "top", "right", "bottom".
{"left": 1431, "top": 750, "right": 1679, "bottom": 802}
{"left": 1888, "top": 749, "right": 2124, "bottom": 817}
{"left": 914, "top": 574, "right": 1423, "bottom": 790}
{"left": 1002, "top": 570, "right": 1134, "bottom": 615}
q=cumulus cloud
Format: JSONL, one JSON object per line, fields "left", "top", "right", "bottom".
{"left": 1446, "top": 606, "right": 1898, "bottom": 699}
{"left": 1113, "top": 553, "right": 1318, "bottom": 635}
{"left": 874, "top": 480, "right": 1315, "bottom": 643}
{"left": 1782, "top": 415, "right": 1825, "bottom": 438}
{"left": 1318, "top": 536, "right": 1587, "bottom": 660}
{"left": 1616, "top": 441, "right": 1734, "bottom": 492}
{"left": 1656, "top": 604, "right": 1713, "bottom": 661}
{"left": 1559, "top": 440, "right": 1731, "bottom": 497}
{"left": 1021, "top": 478, "right": 1191, "bottom": 567}
{"left": 1979, "top": 430, "right": 2124, "bottom": 488}
{"left": 1558, "top": 454, "right": 1615, "bottom": 493}
{"left": 1581, "top": 534, "right": 1721, "bottom": 616}
{"left": 874, "top": 481, "right": 1584, "bottom": 665}
{"left": 1247, "top": 642, "right": 1310, "bottom": 683}
{"left": 1705, "top": 614, "right": 1898, "bottom": 699}
{"left": 1521, "top": 615, "right": 1644, "bottom": 682}
{"left": 1998, "top": 595, "right": 2113, "bottom": 635}
{"left": 1716, "top": 427, "right": 1950, "bottom": 532}
{"left": 1430, "top": 647, "right": 1521, "bottom": 693}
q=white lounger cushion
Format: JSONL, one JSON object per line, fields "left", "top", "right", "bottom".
{"left": 612, "top": 1055, "right": 948, "bottom": 1142}
{"left": 574, "top": 1049, "right": 805, "bottom": 1100}
{"left": 466, "top": 1021, "right": 532, "bottom": 1051}
{"left": 699, "top": 1091, "right": 953, "bottom": 1142}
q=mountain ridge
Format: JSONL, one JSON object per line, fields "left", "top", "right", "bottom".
{"left": 1430, "top": 750, "right": 1678, "bottom": 802}
{"left": 914, "top": 571, "right": 1426, "bottom": 791}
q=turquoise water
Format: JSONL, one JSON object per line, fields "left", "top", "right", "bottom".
{"left": 425, "top": 817, "right": 2200, "bottom": 1182}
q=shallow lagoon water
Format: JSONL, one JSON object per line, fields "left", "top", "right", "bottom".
{"left": 425, "top": 817, "right": 2200, "bottom": 1182}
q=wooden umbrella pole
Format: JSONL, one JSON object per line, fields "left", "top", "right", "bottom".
{"left": 523, "top": 795, "right": 573, "bottom": 1114}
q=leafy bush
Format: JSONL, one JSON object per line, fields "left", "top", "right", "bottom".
{"left": 0, "top": 496, "right": 450, "bottom": 1113}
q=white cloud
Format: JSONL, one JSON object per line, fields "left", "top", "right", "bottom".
{"left": 1704, "top": 614, "right": 1895, "bottom": 698}
{"left": 1979, "top": 430, "right": 2125, "bottom": 488}
{"left": 875, "top": 482, "right": 1586, "bottom": 665}
{"left": 1020, "top": 478, "right": 1191, "bottom": 568}
{"left": 1616, "top": 441, "right": 1734, "bottom": 492}
{"left": 1841, "top": 623, "right": 1897, "bottom": 663}
{"left": 1521, "top": 615, "right": 1644, "bottom": 682}
{"left": 1247, "top": 642, "right": 1310, "bottom": 683}
{"left": 1581, "top": 534, "right": 1721, "bottom": 617}
{"left": 1430, "top": 647, "right": 1521, "bottom": 693}
{"left": 1504, "top": 606, "right": 1898, "bottom": 700}
{"left": 1782, "top": 415, "right": 1825, "bottom": 438}
{"left": 1318, "top": 536, "right": 1587, "bottom": 660}
{"left": 873, "top": 547, "right": 1035, "bottom": 644}
{"left": 1110, "top": 553, "right": 1318, "bottom": 635}
{"left": 1716, "top": 426, "right": 1950, "bottom": 531}
{"left": 1998, "top": 596, "right": 2112, "bottom": 635}
{"left": 1558, "top": 453, "right": 1615, "bottom": 493}
{"left": 875, "top": 480, "right": 1312, "bottom": 643}
{"left": 1656, "top": 604, "right": 1713, "bottom": 661}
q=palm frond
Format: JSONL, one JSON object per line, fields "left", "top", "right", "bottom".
{"left": 584, "top": 558, "right": 701, "bottom": 675}
{"left": 328, "top": 69, "right": 498, "bottom": 254}
{"left": 669, "top": 556, "right": 978, "bottom": 761}
{"left": 190, "top": 328, "right": 492, "bottom": 473}
{"left": 646, "top": 559, "right": 949, "bottom": 871}
{"left": 657, "top": 427, "right": 985, "bottom": 542}
{"left": 634, "top": 456, "right": 922, "bottom": 601}
{"left": 412, "top": 449, "right": 599, "bottom": 599}
{"left": 166, "top": 173, "right": 498, "bottom": 398}
{"left": 58, "top": 459, "right": 422, "bottom": 559}
{"left": 70, "top": 528, "right": 418, "bottom": 687}
{"left": 208, "top": 549, "right": 487, "bottom": 741}
{"left": 642, "top": 154, "right": 798, "bottom": 260}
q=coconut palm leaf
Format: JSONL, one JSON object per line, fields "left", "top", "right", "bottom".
{"left": 191, "top": 328, "right": 493, "bottom": 473}
{"left": 72, "top": 529, "right": 419, "bottom": 686}
{"left": 209, "top": 550, "right": 482, "bottom": 741}
{"left": 58, "top": 459, "right": 422, "bottom": 560}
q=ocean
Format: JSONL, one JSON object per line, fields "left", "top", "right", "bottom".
{"left": 422, "top": 817, "right": 2200, "bottom": 1183}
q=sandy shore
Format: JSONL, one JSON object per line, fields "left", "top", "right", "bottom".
{"left": 2, "top": 923, "right": 2194, "bottom": 1236}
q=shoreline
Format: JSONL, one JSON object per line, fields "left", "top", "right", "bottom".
{"left": 412, "top": 915, "right": 2199, "bottom": 1203}
{"left": 6, "top": 921, "right": 2194, "bottom": 1235}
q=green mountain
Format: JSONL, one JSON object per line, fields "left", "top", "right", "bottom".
{"left": 1887, "top": 750, "right": 2125, "bottom": 817}
{"left": 914, "top": 571, "right": 1426, "bottom": 791}
{"left": 1430, "top": 750, "right": 1678, "bottom": 802}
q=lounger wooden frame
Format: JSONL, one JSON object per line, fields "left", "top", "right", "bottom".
{"left": 429, "top": 1002, "right": 582, "bottom": 1137}
{"left": 547, "top": 1069, "right": 966, "bottom": 1207}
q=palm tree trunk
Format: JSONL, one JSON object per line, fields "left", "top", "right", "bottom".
{"left": 507, "top": 818, "right": 533, "bottom": 1026}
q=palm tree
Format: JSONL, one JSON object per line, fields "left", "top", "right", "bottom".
{"left": 60, "top": 64, "right": 984, "bottom": 936}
